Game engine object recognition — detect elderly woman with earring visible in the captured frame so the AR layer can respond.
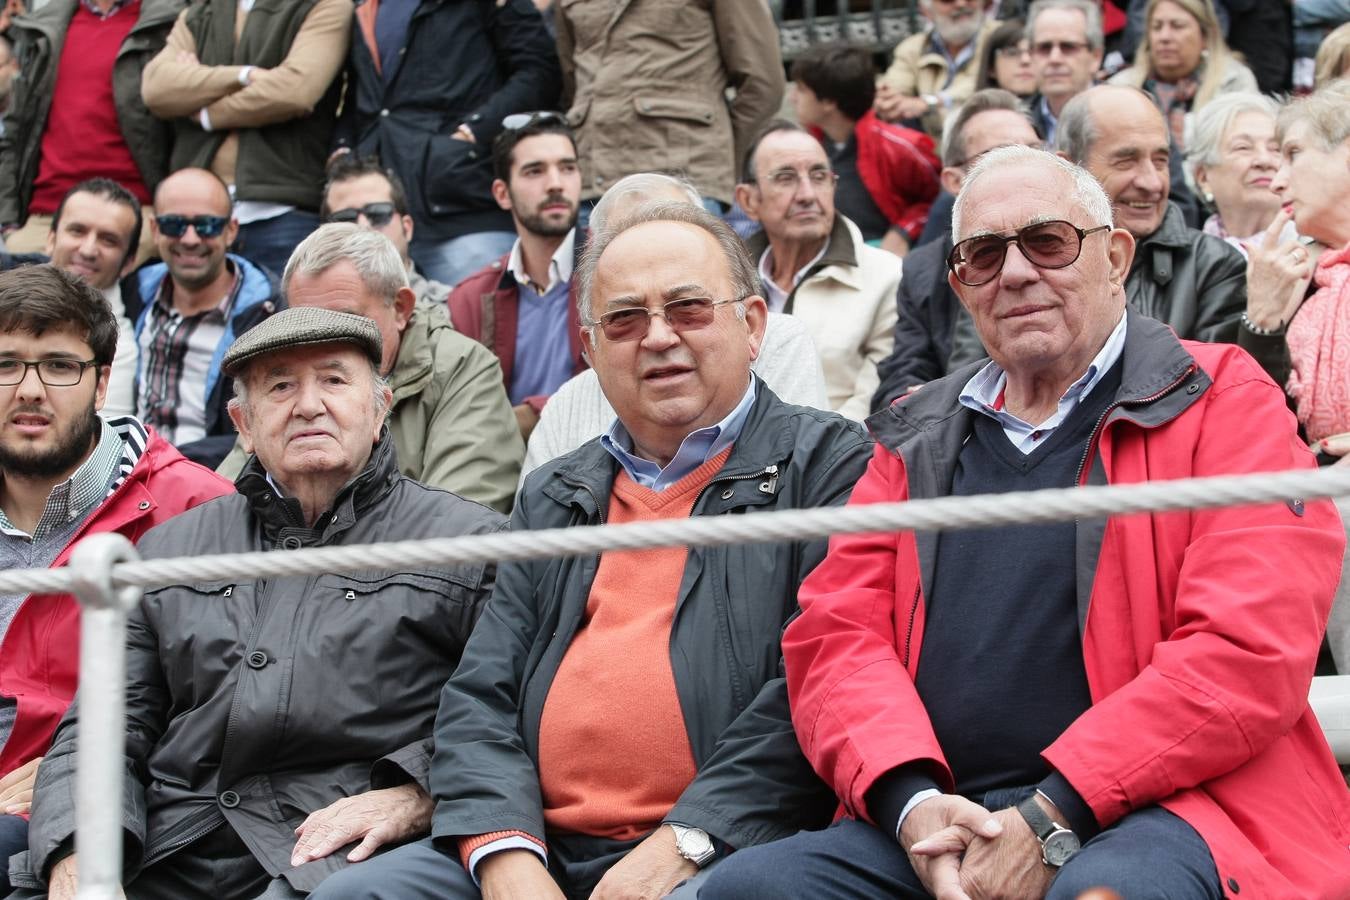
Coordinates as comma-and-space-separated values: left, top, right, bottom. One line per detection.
1186, 92, 1296, 256
1109, 0, 1257, 153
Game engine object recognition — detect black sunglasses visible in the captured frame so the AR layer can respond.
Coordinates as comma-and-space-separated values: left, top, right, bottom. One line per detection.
501, 110, 567, 132
948, 220, 1111, 286
155, 214, 230, 239
327, 202, 397, 227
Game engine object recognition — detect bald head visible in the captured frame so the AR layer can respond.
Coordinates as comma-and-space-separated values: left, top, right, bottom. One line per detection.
153, 167, 232, 215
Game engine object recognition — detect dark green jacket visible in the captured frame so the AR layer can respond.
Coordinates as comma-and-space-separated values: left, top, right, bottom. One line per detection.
172, 0, 340, 210
0, 0, 183, 225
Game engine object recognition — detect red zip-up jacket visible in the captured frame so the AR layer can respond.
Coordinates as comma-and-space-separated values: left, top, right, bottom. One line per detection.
0, 425, 233, 777
785, 319, 1350, 898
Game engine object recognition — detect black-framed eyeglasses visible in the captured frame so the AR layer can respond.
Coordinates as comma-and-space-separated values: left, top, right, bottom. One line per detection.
585, 297, 740, 343
327, 202, 397, 227
947, 220, 1111, 286
155, 214, 230, 239
1032, 40, 1090, 58
501, 110, 567, 132
0, 358, 100, 386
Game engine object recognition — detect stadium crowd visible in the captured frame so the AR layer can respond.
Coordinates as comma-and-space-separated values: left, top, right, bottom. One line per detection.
0, 0, 1347, 896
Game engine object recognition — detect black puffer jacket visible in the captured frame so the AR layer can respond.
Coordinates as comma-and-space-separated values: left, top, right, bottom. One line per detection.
18, 435, 505, 894
428, 382, 872, 896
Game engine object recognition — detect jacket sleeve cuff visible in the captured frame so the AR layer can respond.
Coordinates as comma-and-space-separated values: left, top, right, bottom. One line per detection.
1036, 771, 1100, 841
460, 831, 547, 883
865, 765, 943, 839
370, 738, 432, 793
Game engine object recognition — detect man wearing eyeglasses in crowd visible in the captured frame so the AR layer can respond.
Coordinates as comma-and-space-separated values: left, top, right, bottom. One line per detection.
133, 167, 281, 468
310, 202, 873, 900
449, 112, 586, 441
736, 121, 900, 422
1024, 0, 1104, 147
0, 265, 229, 895
699, 144, 1350, 900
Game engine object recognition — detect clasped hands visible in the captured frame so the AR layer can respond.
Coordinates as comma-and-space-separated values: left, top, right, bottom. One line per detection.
901, 794, 1056, 900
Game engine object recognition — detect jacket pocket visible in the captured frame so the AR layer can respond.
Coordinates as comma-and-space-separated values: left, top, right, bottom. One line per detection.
420, 131, 495, 216
631, 96, 717, 128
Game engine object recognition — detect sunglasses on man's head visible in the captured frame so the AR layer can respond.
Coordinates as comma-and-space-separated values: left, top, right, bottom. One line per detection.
947, 220, 1111, 286
155, 214, 230, 239
501, 110, 567, 132
326, 202, 397, 227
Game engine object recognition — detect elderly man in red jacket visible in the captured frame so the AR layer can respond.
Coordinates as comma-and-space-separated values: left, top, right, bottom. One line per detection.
0, 265, 231, 891
700, 146, 1350, 899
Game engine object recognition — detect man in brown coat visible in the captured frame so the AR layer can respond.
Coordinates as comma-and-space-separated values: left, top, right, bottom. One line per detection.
557, 0, 785, 211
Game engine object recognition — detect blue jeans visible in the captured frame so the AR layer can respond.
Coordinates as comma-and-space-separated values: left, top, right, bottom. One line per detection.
699, 804, 1222, 900
409, 231, 517, 287
232, 210, 322, 280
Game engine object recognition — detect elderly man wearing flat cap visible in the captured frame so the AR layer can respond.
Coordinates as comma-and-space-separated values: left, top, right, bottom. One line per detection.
10, 306, 507, 900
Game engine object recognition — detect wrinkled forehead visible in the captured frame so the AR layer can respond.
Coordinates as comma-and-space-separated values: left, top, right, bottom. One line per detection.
593, 222, 731, 301
957, 161, 1082, 238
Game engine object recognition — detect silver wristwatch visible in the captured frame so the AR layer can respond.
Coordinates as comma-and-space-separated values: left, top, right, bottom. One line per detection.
1016, 796, 1081, 868
668, 823, 716, 868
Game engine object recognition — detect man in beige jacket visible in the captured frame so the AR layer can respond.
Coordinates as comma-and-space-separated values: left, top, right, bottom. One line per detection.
557, 0, 785, 211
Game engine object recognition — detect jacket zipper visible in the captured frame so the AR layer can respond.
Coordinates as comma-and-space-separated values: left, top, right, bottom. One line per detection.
900, 583, 921, 669
1073, 365, 1196, 487
141, 804, 225, 865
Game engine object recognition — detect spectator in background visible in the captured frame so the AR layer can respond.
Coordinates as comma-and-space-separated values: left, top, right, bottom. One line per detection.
974, 20, 1038, 97
218, 224, 524, 513
557, 0, 784, 218
1224, 0, 1293, 94
1314, 23, 1350, 86
875, 0, 998, 140
0, 0, 181, 255
1185, 93, 1290, 255
320, 155, 450, 308
872, 89, 1042, 411
1108, 0, 1256, 154
0, 266, 231, 897
448, 113, 585, 443
0, 0, 22, 33
1026, 0, 1104, 146
140, 0, 350, 278
789, 44, 940, 258
134, 168, 280, 469
333, 0, 558, 287
43, 179, 144, 418
737, 122, 900, 421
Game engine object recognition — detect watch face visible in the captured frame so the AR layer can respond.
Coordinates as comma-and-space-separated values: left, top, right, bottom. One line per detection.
1043, 830, 1081, 867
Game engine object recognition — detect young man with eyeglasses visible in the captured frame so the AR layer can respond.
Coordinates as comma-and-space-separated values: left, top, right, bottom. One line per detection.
448, 112, 586, 440
330, 0, 558, 287
1025, 0, 1105, 146
311, 202, 872, 900
133, 167, 281, 468
0, 264, 230, 895
788, 44, 940, 259
735, 121, 901, 422
320, 155, 451, 308
699, 143, 1350, 900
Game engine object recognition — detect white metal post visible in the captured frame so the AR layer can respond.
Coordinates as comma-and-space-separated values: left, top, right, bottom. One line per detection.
66, 533, 143, 900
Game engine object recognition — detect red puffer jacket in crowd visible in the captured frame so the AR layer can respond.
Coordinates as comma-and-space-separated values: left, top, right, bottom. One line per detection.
0, 424, 233, 778
785, 317, 1350, 898
851, 110, 940, 242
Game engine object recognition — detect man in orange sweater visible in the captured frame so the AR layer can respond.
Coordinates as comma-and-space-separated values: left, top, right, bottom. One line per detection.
313, 204, 874, 900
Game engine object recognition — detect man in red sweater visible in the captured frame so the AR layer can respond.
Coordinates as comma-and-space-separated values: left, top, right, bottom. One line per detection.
0, 0, 182, 255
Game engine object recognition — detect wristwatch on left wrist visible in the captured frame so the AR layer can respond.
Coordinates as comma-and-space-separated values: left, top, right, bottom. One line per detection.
668, 823, 716, 868
1015, 795, 1081, 868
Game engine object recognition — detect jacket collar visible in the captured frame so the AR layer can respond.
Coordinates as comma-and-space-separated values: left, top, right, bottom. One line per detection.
1135, 202, 1192, 251
235, 430, 401, 546
17, 0, 181, 41
539, 375, 796, 515
387, 300, 438, 402
747, 213, 857, 272
867, 308, 1205, 460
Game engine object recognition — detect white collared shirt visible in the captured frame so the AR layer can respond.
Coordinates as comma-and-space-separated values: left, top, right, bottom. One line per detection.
757, 242, 828, 313
507, 228, 576, 295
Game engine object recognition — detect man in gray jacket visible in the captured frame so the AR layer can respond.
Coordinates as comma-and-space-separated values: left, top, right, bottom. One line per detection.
12, 306, 504, 899
311, 204, 873, 899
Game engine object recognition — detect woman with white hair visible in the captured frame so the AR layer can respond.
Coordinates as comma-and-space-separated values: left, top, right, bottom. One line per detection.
1108, 0, 1257, 153
1186, 92, 1294, 256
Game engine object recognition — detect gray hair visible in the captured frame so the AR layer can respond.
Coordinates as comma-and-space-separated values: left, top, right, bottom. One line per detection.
1026, 0, 1104, 50
940, 88, 1036, 168
1277, 78, 1350, 152
577, 202, 759, 325
590, 173, 703, 234
953, 145, 1113, 239
1185, 92, 1280, 181
281, 222, 408, 305
1054, 89, 1099, 164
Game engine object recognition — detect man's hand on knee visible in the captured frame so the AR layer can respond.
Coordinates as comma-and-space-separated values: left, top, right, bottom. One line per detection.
588, 825, 699, 900
957, 807, 1054, 900
291, 783, 433, 867
902, 794, 1002, 900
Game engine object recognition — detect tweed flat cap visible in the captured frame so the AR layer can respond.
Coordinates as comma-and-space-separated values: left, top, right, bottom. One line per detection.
221, 307, 383, 377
